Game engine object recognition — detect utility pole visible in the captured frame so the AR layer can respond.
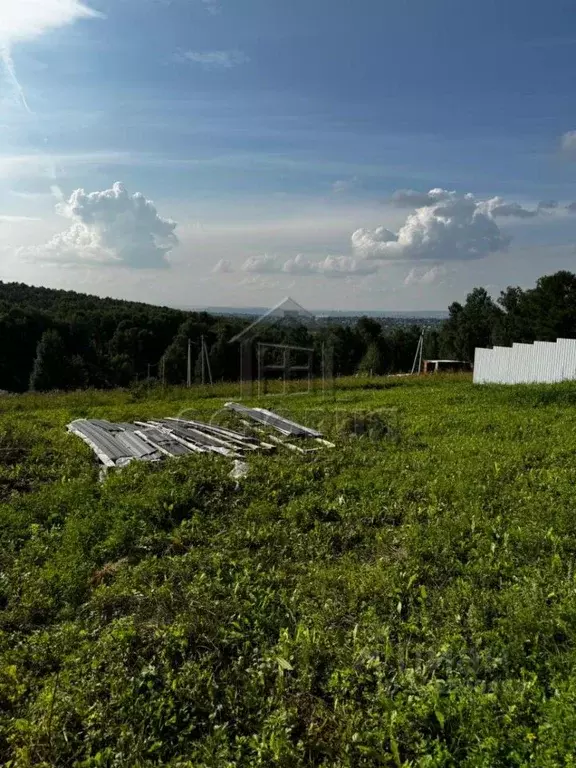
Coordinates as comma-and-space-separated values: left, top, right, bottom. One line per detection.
201, 335, 205, 385
418, 329, 424, 374
205, 338, 213, 385
411, 330, 425, 375
187, 338, 192, 388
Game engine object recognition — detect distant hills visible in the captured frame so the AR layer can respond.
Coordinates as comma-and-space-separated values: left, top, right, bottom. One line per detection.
183, 305, 448, 319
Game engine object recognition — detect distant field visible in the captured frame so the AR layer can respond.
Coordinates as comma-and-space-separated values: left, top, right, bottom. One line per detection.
3, 375, 576, 766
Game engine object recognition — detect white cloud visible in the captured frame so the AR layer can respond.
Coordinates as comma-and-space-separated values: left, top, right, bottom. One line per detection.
0, 214, 41, 222
175, 50, 249, 69
283, 254, 378, 278
20, 182, 178, 269
561, 131, 576, 153
0, 0, 100, 43
240, 252, 378, 279
332, 176, 360, 194
390, 188, 455, 208
242, 253, 280, 273
351, 225, 397, 253
479, 196, 540, 219
213, 258, 232, 273
1, 0, 101, 109
404, 265, 446, 286
352, 189, 514, 263
392, 188, 543, 219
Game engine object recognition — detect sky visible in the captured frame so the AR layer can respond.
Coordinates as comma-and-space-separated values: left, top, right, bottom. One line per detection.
1, 0, 576, 311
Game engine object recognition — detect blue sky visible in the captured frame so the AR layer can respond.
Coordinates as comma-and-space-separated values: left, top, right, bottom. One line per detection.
1, 0, 576, 310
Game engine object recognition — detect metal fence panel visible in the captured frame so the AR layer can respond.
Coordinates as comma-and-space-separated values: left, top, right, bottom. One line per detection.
512, 343, 532, 384
557, 338, 571, 380
559, 338, 576, 381
474, 337, 576, 385
473, 347, 490, 384
491, 347, 507, 384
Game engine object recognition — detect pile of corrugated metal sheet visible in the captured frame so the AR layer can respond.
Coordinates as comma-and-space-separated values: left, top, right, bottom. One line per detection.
68, 417, 275, 468
68, 420, 163, 468
225, 402, 323, 437
473, 338, 576, 384
68, 408, 331, 468
225, 402, 334, 452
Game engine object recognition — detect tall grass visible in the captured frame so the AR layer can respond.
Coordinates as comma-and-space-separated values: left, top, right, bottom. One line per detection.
2, 375, 576, 765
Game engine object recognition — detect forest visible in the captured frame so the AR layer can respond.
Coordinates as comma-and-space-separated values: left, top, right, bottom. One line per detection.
2, 270, 576, 392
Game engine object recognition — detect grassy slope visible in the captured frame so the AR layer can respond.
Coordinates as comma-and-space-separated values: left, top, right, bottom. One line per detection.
2, 376, 576, 766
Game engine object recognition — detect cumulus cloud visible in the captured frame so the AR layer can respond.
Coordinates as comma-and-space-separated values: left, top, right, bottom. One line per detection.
479, 196, 540, 219
21, 182, 178, 269
566, 202, 576, 213
352, 189, 523, 263
175, 49, 249, 69
242, 253, 280, 273
392, 187, 544, 219
213, 258, 233, 273
240, 253, 378, 279
404, 265, 446, 286
351, 226, 397, 254
538, 200, 558, 210
390, 188, 455, 208
1, 0, 100, 109
561, 131, 576, 153
283, 254, 378, 278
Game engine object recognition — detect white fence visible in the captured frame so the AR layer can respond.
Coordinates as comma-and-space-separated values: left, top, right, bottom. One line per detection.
473, 338, 576, 384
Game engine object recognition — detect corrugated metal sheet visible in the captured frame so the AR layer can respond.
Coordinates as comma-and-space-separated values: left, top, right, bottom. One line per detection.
225, 402, 323, 438
473, 337, 576, 385
69, 408, 327, 469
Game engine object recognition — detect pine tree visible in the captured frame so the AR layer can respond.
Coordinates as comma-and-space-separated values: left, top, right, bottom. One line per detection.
29, 329, 68, 391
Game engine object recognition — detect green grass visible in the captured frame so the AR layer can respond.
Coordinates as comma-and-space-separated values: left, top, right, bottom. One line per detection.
3, 375, 576, 766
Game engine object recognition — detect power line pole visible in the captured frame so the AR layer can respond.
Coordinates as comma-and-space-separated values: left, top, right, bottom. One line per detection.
187, 338, 192, 388
205, 338, 213, 385
201, 335, 205, 385
411, 331, 425, 375
418, 329, 424, 374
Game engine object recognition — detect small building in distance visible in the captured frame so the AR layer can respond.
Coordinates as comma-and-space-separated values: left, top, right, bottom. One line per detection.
423, 359, 472, 374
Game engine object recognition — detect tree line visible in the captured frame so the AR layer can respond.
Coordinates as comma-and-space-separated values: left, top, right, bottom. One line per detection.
1, 272, 576, 392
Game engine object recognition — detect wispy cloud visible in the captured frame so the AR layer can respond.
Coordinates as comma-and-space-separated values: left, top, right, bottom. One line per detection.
212, 258, 232, 273
175, 50, 249, 69
332, 176, 360, 194
0, 0, 101, 110
0, 46, 32, 113
0, 151, 138, 181
201, 0, 221, 15
561, 130, 576, 153
0, 214, 41, 222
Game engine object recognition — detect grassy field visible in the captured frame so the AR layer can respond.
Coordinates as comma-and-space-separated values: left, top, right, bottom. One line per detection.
3, 375, 576, 766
